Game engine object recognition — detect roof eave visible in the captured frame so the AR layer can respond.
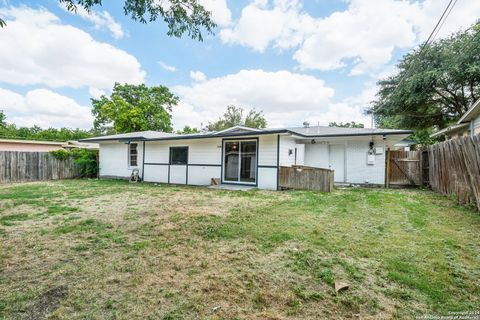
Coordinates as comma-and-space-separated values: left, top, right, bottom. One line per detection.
458, 98, 480, 123
292, 130, 413, 138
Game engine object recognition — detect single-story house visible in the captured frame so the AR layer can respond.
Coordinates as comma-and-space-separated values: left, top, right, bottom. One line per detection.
431, 98, 480, 139
81, 125, 412, 190
0, 139, 98, 152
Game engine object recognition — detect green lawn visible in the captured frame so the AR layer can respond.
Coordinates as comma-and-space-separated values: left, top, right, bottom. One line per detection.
0, 180, 479, 319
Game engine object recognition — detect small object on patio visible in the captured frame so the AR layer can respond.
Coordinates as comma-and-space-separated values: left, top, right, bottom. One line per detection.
335, 281, 349, 293
212, 305, 221, 312
211, 178, 220, 185
130, 169, 140, 183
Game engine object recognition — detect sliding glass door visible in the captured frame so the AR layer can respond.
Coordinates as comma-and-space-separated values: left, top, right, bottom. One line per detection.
223, 140, 257, 184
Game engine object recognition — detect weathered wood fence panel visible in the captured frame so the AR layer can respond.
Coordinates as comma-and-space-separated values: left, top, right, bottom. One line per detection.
279, 165, 334, 192
387, 150, 422, 186
0, 151, 79, 183
428, 135, 480, 211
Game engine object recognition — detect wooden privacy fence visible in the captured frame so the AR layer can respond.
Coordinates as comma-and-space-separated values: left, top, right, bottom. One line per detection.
279, 165, 334, 192
428, 135, 480, 211
0, 151, 79, 183
386, 150, 422, 186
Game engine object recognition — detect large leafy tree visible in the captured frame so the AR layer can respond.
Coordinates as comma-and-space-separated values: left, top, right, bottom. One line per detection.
206, 106, 267, 131
369, 23, 480, 131
92, 83, 178, 134
0, 0, 216, 41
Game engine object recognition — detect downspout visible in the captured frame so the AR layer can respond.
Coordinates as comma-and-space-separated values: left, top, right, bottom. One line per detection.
142, 141, 145, 181
276, 134, 280, 190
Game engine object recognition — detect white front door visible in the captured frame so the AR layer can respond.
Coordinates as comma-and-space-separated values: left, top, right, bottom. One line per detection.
329, 144, 345, 182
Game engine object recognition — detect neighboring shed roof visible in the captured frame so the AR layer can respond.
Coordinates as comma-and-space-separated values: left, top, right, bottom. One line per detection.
0, 138, 65, 146
81, 125, 412, 142
458, 98, 480, 124
430, 123, 470, 138
430, 97, 480, 138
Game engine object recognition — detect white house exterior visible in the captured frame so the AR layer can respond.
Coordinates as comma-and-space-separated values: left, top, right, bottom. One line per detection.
82, 126, 412, 190
431, 98, 480, 139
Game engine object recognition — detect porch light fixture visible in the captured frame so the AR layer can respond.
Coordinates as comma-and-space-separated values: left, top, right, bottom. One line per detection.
311, 139, 316, 144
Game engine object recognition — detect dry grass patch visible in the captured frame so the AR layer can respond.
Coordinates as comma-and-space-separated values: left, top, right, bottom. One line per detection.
0, 180, 479, 319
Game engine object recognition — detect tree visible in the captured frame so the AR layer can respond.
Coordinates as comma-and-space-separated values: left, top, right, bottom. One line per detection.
0, 111, 6, 128
1, 0, 216, 41
177, 126, 200, 134
369, 23, 480, 132
206, 106, 267, 131
329, 121, 364, 128
92, 83, 178, 134
0, 111, 93, 141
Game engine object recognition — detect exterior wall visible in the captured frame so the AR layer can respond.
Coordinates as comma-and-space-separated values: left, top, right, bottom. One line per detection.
97, 133, 391, 188
254, 135, 278, 189
345, 139, 386, 185
304, 143, 330, 169
472, 116, 480, 136
99, 141, 144, 178
278, 136, 297, 166
143, 138, 223, 185
0, 142, 63, 152
302, 137, 386, 185
142, 135, 279, 189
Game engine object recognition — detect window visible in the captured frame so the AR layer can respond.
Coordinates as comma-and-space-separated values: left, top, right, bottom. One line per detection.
223, 140, 257, 184
129, 143, 138, 167
170, 147, 188, 165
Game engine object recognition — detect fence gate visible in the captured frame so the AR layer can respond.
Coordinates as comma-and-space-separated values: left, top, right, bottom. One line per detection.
386, 150, 422, 186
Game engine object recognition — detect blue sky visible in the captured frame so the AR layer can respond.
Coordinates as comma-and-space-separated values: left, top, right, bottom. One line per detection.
0, 0, 479, 130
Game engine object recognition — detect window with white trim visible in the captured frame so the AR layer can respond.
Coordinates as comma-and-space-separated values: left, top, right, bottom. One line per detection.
129, 143, 138, 167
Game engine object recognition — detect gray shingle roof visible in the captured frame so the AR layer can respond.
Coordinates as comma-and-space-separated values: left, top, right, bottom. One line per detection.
285, 126, 412, 137
80, 126, 412, 142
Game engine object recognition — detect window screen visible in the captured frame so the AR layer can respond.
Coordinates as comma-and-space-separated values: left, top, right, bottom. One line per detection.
129, 143, 138, 166
170, 147, 188, 165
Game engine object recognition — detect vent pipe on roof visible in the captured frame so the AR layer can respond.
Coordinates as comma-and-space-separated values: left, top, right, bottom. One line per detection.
303, 121, 310, 128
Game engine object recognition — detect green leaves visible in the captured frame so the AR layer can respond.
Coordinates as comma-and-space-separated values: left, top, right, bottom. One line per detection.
370, 23, 480, 135
206, 105, 267, 131
58, 0, 216, 41
91, 83, 178, 134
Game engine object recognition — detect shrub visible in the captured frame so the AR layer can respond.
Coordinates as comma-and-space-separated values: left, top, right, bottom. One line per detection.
50, 149, 98, 178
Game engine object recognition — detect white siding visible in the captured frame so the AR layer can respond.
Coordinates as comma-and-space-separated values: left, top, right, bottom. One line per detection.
170, 165, 187, 184
302, 138, 386, 185
258, 135, 278, 166
143, 164, 168, 183
345, 140, 386, 185
141, 135, 280, 187
472, 115, 480, 136
304, 143, 330, 169
142, 138, 222, 185
257, 167, 277, 190
279, 136, 296, 166
188, 166, 221, 185
99, 141, 143, 178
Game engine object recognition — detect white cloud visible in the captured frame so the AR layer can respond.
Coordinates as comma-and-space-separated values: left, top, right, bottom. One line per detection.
0, 7, 145, 90
88, 87, 106, 99
220, 0, 314, 52
0, 88, 93, 129
190, 70, 207, 82
221, 0, 480, 74
60, 3, 125, 39
199, 0, 232, 27
158, 61, 177, 72
172, 69, 338, 129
